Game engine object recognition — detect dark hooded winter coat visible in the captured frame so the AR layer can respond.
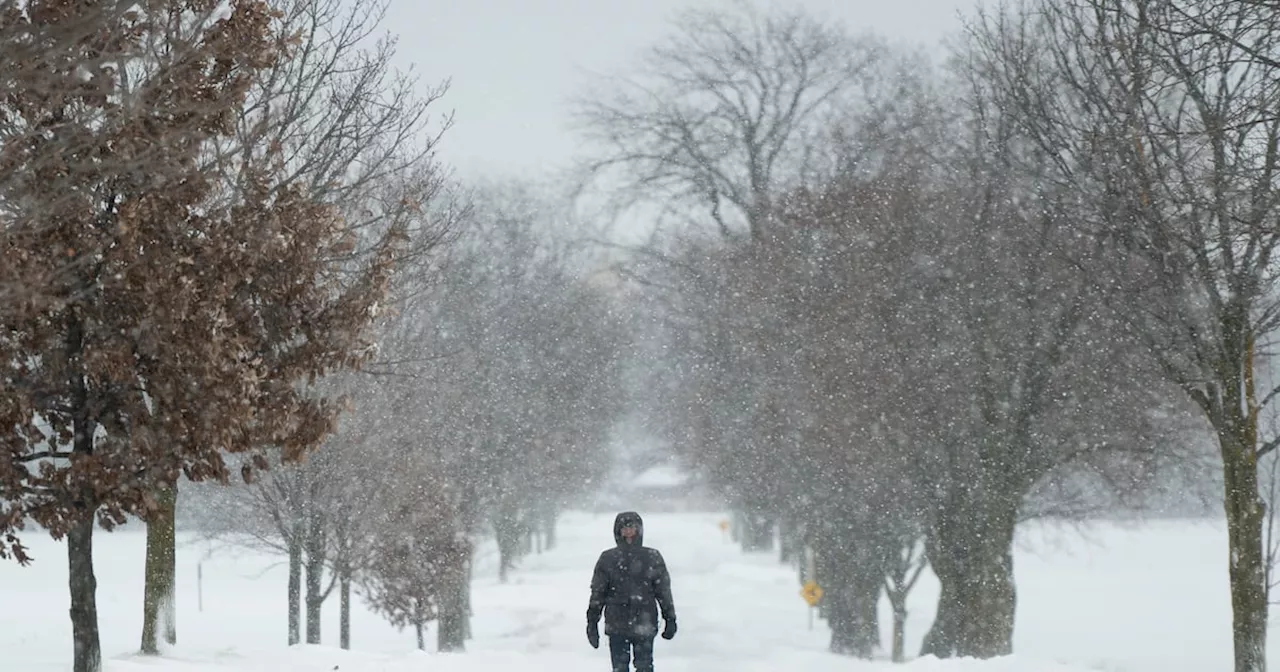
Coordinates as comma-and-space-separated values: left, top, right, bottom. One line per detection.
586, 511, 675, 638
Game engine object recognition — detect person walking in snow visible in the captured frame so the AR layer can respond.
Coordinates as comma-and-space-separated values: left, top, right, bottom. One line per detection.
586, 511, 676, 672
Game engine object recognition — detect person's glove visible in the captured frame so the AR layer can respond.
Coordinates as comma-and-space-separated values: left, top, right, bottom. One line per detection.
661, 619, 677, 640
587, 622, 600, 649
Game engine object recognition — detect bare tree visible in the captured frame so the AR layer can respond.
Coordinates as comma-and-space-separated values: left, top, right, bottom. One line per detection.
194, 258, 468, 649
608, 43, 941, 657
203, 451, 335, 646
963, 2, 1280, 669
190, 181, 627, 649
356, 453, 469, 651
572, 2, 887, 242
400, 185, 626, 584
572, 3, 924, 575
627, 39, 1186, 660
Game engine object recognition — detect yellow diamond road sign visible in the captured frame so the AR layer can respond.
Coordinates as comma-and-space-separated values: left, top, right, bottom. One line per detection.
800, 580, 822, 607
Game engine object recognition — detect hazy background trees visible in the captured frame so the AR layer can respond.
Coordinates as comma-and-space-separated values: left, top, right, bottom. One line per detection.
575, 0, 1210, 665
186, 180, 626, 651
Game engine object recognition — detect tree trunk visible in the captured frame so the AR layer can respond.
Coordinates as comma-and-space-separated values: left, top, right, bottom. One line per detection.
437, 559, 467, 652
886, 563, 924, 663
853, 567, 881, 657
415, 621, 425, 650
495, 516, 518, 582
497, 538, 513, 583
826, 582, 864, 656
778, 515, 797, 564
887, 543, 927, 664
304, 542, 324, 644
800, 544, 815, 584
544, 512, 557, 550
464, 557, 473, 640
66, 315, 101, 672
303, 500, 327, 645
1204, 331, 1269, 672
816, 543, 879, 658
287, 532, 302, 645
141, 486, 177, 654
740, 513, 774, 552
891, 601, 907, 663
921, 496, 1018, 659
1219, 424, 1267, 672
68, 514, 102, 672
520, 516, 533, 555
339, 559, 351, 650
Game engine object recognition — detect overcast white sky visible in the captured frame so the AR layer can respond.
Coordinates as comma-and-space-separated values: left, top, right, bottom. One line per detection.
384, 0, 978, 183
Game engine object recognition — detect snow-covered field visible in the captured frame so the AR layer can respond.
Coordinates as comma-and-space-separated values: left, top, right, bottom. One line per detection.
0, 511, 1258, 671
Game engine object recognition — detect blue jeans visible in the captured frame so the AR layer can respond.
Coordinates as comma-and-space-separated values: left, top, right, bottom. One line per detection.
609, 634, 654, 672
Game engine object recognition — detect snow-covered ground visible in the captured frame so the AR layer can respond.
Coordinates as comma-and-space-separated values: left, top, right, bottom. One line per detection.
0, 511, 1257, 671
